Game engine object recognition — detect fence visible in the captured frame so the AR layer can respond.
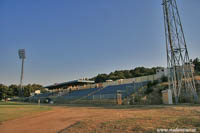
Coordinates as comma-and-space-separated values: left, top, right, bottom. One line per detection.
92, 93, 116, 100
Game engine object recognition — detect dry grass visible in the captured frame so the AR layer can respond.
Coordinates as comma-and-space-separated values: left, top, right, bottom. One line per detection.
0, 103, 200, 133
0, 102, 51, 123
59, 105, 200, 133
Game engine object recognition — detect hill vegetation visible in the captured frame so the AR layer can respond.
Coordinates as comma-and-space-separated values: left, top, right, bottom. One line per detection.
91, 67, 159, 83
91, 57, 200, 83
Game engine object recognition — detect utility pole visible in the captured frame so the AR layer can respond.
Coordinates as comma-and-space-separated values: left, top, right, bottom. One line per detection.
18, 49, 26, 97
162, 0, 198, 103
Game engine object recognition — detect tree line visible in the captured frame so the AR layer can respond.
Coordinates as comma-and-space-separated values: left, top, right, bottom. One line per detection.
0, 84, 46, 99
90, 67, 159, 83
91, 58, 200, 83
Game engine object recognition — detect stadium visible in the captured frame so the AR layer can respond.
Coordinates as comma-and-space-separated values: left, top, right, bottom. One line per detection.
1, 0, 200, 133
27, 68, 167, 104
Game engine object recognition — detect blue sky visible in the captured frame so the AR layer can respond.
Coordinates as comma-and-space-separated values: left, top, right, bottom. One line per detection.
0, 0, 200, 86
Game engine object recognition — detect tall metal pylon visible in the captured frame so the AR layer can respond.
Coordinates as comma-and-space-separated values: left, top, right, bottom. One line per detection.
18, 49, 26, 97
162, 0, 198, 103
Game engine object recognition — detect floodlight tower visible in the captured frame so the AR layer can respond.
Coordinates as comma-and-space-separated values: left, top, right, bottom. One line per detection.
162, 0, 198, 103
18, 49, 26, 97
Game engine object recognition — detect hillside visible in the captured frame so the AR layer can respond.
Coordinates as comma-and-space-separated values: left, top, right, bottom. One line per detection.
90, 67, 161, 83
91, 58, 200, 83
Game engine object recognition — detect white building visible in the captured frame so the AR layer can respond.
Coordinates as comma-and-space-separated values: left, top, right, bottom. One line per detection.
156, 67, 169, 78
35, 90, 41, 94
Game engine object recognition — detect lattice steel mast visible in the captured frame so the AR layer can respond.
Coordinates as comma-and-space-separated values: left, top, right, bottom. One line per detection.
162, 0, 198, 103
18, 49, 26, 97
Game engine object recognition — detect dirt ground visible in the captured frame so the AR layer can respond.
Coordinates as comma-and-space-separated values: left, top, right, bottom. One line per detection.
0, 105, 200, 133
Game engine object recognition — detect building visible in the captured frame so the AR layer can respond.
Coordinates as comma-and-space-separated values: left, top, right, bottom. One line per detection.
44, 79, 95, 91
162, 89, 173, 104
156, 67, 169, 78
35, 90, 41, 94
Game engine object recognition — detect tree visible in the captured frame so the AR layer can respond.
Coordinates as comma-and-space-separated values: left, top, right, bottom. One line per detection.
161, 76, 168, 82
23, 84, 43, 97
108, 73, 118, 81
91, 67, 158, 83
123, 70, 132, 79
94, 74, 108, 83
144, 87, 153, 95
9, 84, 19, 96
193, 58, 200, 74
0, 84, 8, 99
0, 83, 44, 98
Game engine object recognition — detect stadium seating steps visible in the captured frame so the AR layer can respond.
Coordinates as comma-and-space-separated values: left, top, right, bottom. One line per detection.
60, 81, 149, 99
29, 81, 149, 100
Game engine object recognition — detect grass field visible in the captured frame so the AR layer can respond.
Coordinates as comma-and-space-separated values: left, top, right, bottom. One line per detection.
0, 102, 200, 133
0, 101, 51, 123
59, 105, 200, 133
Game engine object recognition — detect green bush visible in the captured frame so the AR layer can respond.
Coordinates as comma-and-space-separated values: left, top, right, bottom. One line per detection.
146, 91, 162, 104
144, 88, 153, 95
161, 76, 168, 82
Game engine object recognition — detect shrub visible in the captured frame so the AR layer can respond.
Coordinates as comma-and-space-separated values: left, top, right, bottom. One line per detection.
161, 76, 168, 82
144, 88, 153, 95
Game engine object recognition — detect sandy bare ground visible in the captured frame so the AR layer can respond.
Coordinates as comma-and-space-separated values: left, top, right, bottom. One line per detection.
0, 106, 92, 133
0, 105, 199, 133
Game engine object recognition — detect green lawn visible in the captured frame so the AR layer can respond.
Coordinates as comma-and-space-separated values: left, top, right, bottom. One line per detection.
0, 101, 51, 123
